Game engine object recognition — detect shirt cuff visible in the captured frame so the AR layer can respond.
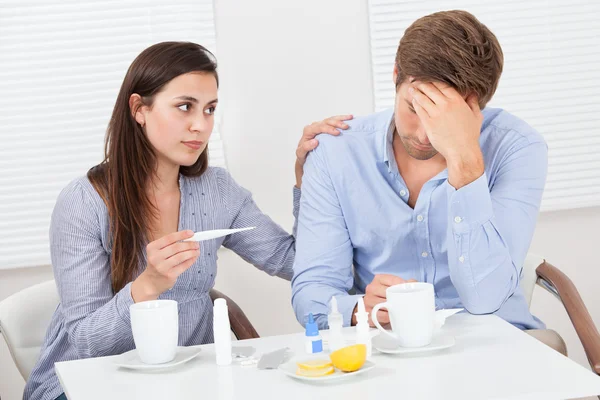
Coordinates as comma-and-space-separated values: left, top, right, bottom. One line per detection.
336, 294, 364, 327
116, 281, 135, 324
447, 172, 493, 234
292, 186, 301, 218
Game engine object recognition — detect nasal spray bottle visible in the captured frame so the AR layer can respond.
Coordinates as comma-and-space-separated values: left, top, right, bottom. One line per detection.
327, 296, 345, 352
213, 298, 232, 365
304, 313, 323, 354
355, 297, 372, 358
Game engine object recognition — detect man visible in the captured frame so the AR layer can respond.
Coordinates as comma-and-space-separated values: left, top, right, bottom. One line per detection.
291, 10, 547, 331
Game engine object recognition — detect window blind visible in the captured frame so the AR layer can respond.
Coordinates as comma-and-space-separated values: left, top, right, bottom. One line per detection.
0, 0, 224, 269
368, 0, 600, 211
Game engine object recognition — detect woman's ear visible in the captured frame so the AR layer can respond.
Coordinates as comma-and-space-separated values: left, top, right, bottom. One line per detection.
129, 93, 146, 127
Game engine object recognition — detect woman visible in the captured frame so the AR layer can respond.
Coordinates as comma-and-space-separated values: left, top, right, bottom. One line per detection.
24, 41, 350, 400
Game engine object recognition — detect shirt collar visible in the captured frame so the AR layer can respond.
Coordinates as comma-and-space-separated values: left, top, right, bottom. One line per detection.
381, 110, 396, 169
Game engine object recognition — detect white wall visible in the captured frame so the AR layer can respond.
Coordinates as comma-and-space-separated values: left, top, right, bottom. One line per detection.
1, 1, 599, 399
211, 0, 374, 331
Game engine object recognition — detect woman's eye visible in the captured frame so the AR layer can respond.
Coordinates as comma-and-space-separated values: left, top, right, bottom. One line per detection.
205, 106, 216, 115
178, 103, 191, 111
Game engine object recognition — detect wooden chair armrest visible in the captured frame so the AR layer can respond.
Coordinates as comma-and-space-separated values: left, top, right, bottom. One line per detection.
537, 261, 600, 374
209, 289, 259, 340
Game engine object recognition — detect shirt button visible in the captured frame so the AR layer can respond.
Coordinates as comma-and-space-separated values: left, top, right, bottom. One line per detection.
400, 190, 407, 196
454, 216, 462, 223
459, 256, 465, 263
421, 251, 428, 258
417, 215, 424, 222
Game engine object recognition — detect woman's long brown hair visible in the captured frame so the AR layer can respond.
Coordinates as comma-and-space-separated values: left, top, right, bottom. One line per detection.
88, 42, 218, 293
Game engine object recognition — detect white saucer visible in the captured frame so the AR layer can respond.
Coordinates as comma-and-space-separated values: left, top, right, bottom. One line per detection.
114, 346, 201, 370
372, 333, 455, 354
279, 359, 376, 382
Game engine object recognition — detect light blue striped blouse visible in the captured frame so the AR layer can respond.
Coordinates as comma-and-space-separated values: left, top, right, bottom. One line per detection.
24, 167, 300, 400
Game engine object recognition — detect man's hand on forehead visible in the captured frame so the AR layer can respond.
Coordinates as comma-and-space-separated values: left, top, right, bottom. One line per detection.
408, 78, 464, 103
408, 76, 484, 189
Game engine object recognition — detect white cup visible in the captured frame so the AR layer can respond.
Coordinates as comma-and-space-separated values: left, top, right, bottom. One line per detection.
371, 282, 435, 348
130, 299, 179, 364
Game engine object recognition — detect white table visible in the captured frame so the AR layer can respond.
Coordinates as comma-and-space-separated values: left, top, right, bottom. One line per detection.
55, 314, 600, 400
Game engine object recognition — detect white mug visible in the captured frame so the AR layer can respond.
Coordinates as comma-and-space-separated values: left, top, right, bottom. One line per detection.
371, 282, 435, 348
130, 299, 179, 364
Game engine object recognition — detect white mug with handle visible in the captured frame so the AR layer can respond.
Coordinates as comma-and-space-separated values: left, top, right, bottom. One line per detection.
371, 282, 435, 348
130, 299, 179, 364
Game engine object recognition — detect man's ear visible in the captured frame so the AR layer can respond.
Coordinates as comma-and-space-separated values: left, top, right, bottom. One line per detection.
393, 65, 399, 86
129, 93, 146, 127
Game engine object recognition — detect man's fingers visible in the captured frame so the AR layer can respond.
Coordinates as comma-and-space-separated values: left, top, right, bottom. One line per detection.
412, 99, 433, 133
376, 274, 407, 287
364, 293, 387, 311
411, 88, 436, 116
369, 310, 390, 327
431, 81, 458, 98
367, 275, 418, 303
415, 82, 447, 105
366, 284, 388, 299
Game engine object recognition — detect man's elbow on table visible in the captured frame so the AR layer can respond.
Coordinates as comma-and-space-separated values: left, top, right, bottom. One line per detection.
291, 286, 312, 326
459, 290, 513, 316
291, 281, 330, 329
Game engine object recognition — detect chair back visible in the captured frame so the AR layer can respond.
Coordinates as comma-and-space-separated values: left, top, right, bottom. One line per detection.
520, 253, 544, 308
0, 280, 59, 380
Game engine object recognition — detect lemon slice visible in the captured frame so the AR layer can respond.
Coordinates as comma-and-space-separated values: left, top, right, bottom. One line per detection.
295, 366, 335, 377
296, 359, 333, 370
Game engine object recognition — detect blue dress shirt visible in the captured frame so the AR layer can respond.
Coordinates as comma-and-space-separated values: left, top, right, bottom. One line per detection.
291, 108, 547, 330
